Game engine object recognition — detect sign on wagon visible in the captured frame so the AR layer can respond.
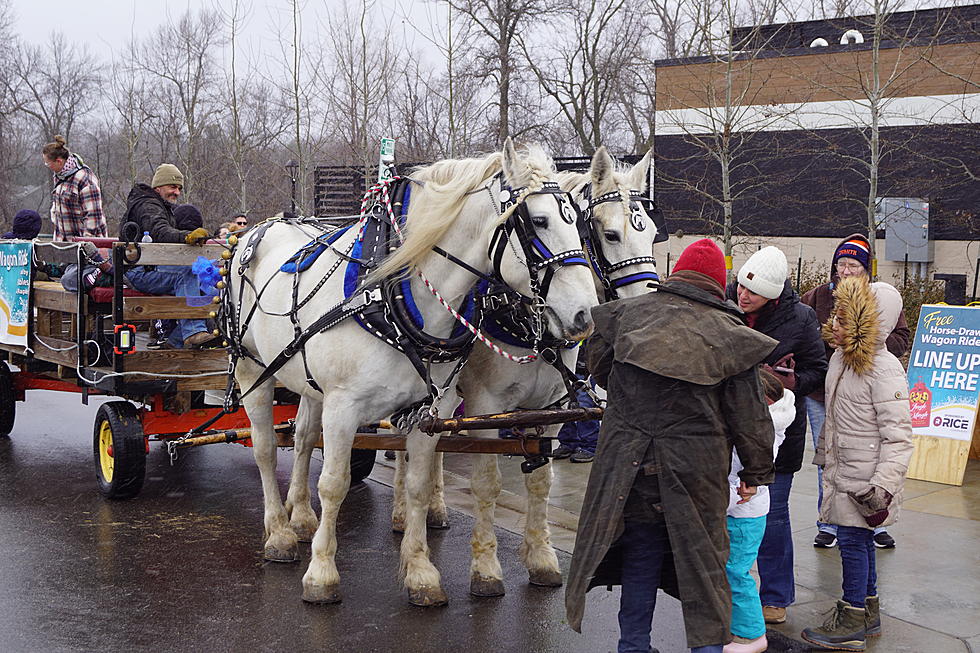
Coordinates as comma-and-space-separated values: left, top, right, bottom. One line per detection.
0, 241, 31, 347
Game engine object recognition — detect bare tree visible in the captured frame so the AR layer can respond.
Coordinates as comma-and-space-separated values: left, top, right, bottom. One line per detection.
3, 32, 101, 143
655, 0, 802, 262
132, 8, 225, 201
521, 0, 647, 155
446, 0, 561, 145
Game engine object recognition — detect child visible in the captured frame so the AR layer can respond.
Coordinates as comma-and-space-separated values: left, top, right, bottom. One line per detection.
724, 368, 794, 653
801, 278, 913, 651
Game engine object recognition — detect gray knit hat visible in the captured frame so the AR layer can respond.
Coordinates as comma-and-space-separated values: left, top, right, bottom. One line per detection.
151, 163, 184, 189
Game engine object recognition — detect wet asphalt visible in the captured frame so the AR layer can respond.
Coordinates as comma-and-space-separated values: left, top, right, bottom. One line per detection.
0, 390, 686, 653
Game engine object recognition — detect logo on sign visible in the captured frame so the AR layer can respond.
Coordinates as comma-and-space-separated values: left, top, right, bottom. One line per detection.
933, 416, 969, 430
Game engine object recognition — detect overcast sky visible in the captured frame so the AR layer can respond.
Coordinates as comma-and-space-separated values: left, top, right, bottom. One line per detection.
10, 0, 442, 65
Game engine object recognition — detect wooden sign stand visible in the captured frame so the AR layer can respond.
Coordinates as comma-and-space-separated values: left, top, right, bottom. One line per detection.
907, 431, 973, 486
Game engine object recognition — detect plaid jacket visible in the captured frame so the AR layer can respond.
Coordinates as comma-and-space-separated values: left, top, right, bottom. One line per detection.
50, 156, 107, 240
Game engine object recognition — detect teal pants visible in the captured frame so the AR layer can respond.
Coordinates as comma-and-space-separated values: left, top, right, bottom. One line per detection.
726, 515, 768, 639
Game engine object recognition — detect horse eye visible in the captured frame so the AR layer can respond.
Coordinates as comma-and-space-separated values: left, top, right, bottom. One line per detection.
603, 230, 621, 243
531, 215, 548, 228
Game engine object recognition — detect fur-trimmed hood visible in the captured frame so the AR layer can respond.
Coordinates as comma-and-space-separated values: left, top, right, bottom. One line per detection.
822, 277, 903, 374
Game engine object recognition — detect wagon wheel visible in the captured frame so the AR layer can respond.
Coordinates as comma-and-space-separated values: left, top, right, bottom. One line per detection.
350, 448, 376, 483
93, 401, 147, 499
0, 361, 15, 436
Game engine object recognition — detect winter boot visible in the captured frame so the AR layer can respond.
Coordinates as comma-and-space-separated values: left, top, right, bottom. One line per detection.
864, 596, 881, 637
801, 600, 866, 651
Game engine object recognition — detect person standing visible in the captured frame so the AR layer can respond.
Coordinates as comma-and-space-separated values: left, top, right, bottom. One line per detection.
122, 164, 214, 349
566, 238, 778, 653
801, 278, 913, 651
42, 135, 107, 240
724, 368, 794, 653
726, 246, 828, 625
801, 234, 910, 550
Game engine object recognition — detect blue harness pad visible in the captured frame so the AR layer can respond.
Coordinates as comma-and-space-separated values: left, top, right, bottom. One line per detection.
280, 225, 351, 274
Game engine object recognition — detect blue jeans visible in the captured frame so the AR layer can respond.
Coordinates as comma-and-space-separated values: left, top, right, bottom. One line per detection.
726, 515, 767, 639
837, 526, 877, 607
617, 519, 723, 653
127, 265, 207, 347
806, 398, 833, 533
557, 385, 599, 453
757, 472, 795, 608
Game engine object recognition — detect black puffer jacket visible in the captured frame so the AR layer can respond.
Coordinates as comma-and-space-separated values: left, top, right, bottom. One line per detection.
726, 278, 828, 473
121, 184, 187, 244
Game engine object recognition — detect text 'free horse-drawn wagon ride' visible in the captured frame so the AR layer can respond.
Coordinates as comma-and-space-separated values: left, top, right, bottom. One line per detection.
0, 140, 665, 606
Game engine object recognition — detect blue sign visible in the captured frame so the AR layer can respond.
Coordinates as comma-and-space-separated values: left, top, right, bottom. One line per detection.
0, 242, 32, 347
907, 304, 980, 442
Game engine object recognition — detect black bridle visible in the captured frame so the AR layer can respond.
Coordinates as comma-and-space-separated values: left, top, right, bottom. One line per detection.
487, 179, 591, 303
577, 185, 660, 301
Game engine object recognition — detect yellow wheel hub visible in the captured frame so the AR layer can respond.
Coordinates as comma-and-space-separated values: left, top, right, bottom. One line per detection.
98, 420, 114, 482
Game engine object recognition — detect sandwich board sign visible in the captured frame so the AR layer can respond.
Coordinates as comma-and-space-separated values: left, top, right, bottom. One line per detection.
906, 304, 980, 485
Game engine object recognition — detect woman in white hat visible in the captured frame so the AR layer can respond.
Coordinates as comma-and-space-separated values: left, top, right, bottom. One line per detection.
725, 246, 828, 626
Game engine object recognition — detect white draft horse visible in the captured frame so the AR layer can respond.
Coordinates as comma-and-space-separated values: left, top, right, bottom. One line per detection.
392, 147, 657, 597
227, 140, 598, 606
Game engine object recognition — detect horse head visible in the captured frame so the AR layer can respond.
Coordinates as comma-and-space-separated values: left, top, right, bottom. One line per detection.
493, 138, 598, 342
562, 147, 659, 301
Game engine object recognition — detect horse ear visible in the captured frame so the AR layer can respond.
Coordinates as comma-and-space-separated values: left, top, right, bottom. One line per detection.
627, 149, 652, 191
501, 137, 530, 187
590, 146, 616, 195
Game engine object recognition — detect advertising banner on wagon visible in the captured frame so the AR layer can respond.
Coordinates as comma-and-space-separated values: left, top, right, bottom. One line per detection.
0, 241, 32, 347
907, 305, 980, 445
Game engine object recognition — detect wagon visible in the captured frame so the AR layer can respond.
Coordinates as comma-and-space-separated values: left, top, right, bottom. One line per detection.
0, 237, 587, 499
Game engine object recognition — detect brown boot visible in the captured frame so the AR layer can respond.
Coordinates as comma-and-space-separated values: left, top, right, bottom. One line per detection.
865, 596, 881, 637
183, 331, 221, 349
801, 600, 866, 651
762, 605, 786, 624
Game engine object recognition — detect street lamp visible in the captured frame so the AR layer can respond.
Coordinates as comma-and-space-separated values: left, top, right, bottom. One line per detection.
285, 160, 299, 214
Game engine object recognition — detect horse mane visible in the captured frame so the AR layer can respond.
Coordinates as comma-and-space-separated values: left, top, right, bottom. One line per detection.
371, 144, 556, 281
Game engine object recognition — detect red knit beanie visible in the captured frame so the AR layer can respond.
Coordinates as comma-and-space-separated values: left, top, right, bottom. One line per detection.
673, 238, 727, 288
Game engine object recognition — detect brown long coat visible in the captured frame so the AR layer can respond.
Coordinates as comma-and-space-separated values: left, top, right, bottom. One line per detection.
815, 279, 913, 529
565, 279, 777, 649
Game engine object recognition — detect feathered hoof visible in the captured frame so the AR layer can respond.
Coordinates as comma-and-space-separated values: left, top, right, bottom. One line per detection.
470, 574, 505, 597
528, 569, 563, 587
302, 582, 342, 604
263, 545, 300, 563
426, 513, 450, 530
407, 585, 449, 607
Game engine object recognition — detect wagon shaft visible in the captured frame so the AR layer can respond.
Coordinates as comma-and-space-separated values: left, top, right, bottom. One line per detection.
418, 406, 603, 434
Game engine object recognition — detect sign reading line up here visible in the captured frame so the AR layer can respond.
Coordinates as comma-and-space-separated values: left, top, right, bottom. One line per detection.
907, 305, 980, 442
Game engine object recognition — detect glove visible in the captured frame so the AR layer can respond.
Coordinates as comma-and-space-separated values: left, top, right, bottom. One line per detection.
185, 228, 210, 245
771, 353, 797, 391
848, 485, 893, 527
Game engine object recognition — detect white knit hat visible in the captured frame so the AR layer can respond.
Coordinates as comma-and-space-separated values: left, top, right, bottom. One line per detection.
737, 246, 788, 299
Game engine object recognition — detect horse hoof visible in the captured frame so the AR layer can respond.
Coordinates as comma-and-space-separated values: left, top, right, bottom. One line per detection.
426, 513, 450, 530
302, 582, 342, 604
263, 546, 299, 563
470, 574, 505, 597
407, 585, 448, 607
291, 524, 317, 543
528, 569, 563, 587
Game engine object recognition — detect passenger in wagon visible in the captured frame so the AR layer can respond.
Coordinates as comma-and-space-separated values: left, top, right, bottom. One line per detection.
121, 164, 217, 349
